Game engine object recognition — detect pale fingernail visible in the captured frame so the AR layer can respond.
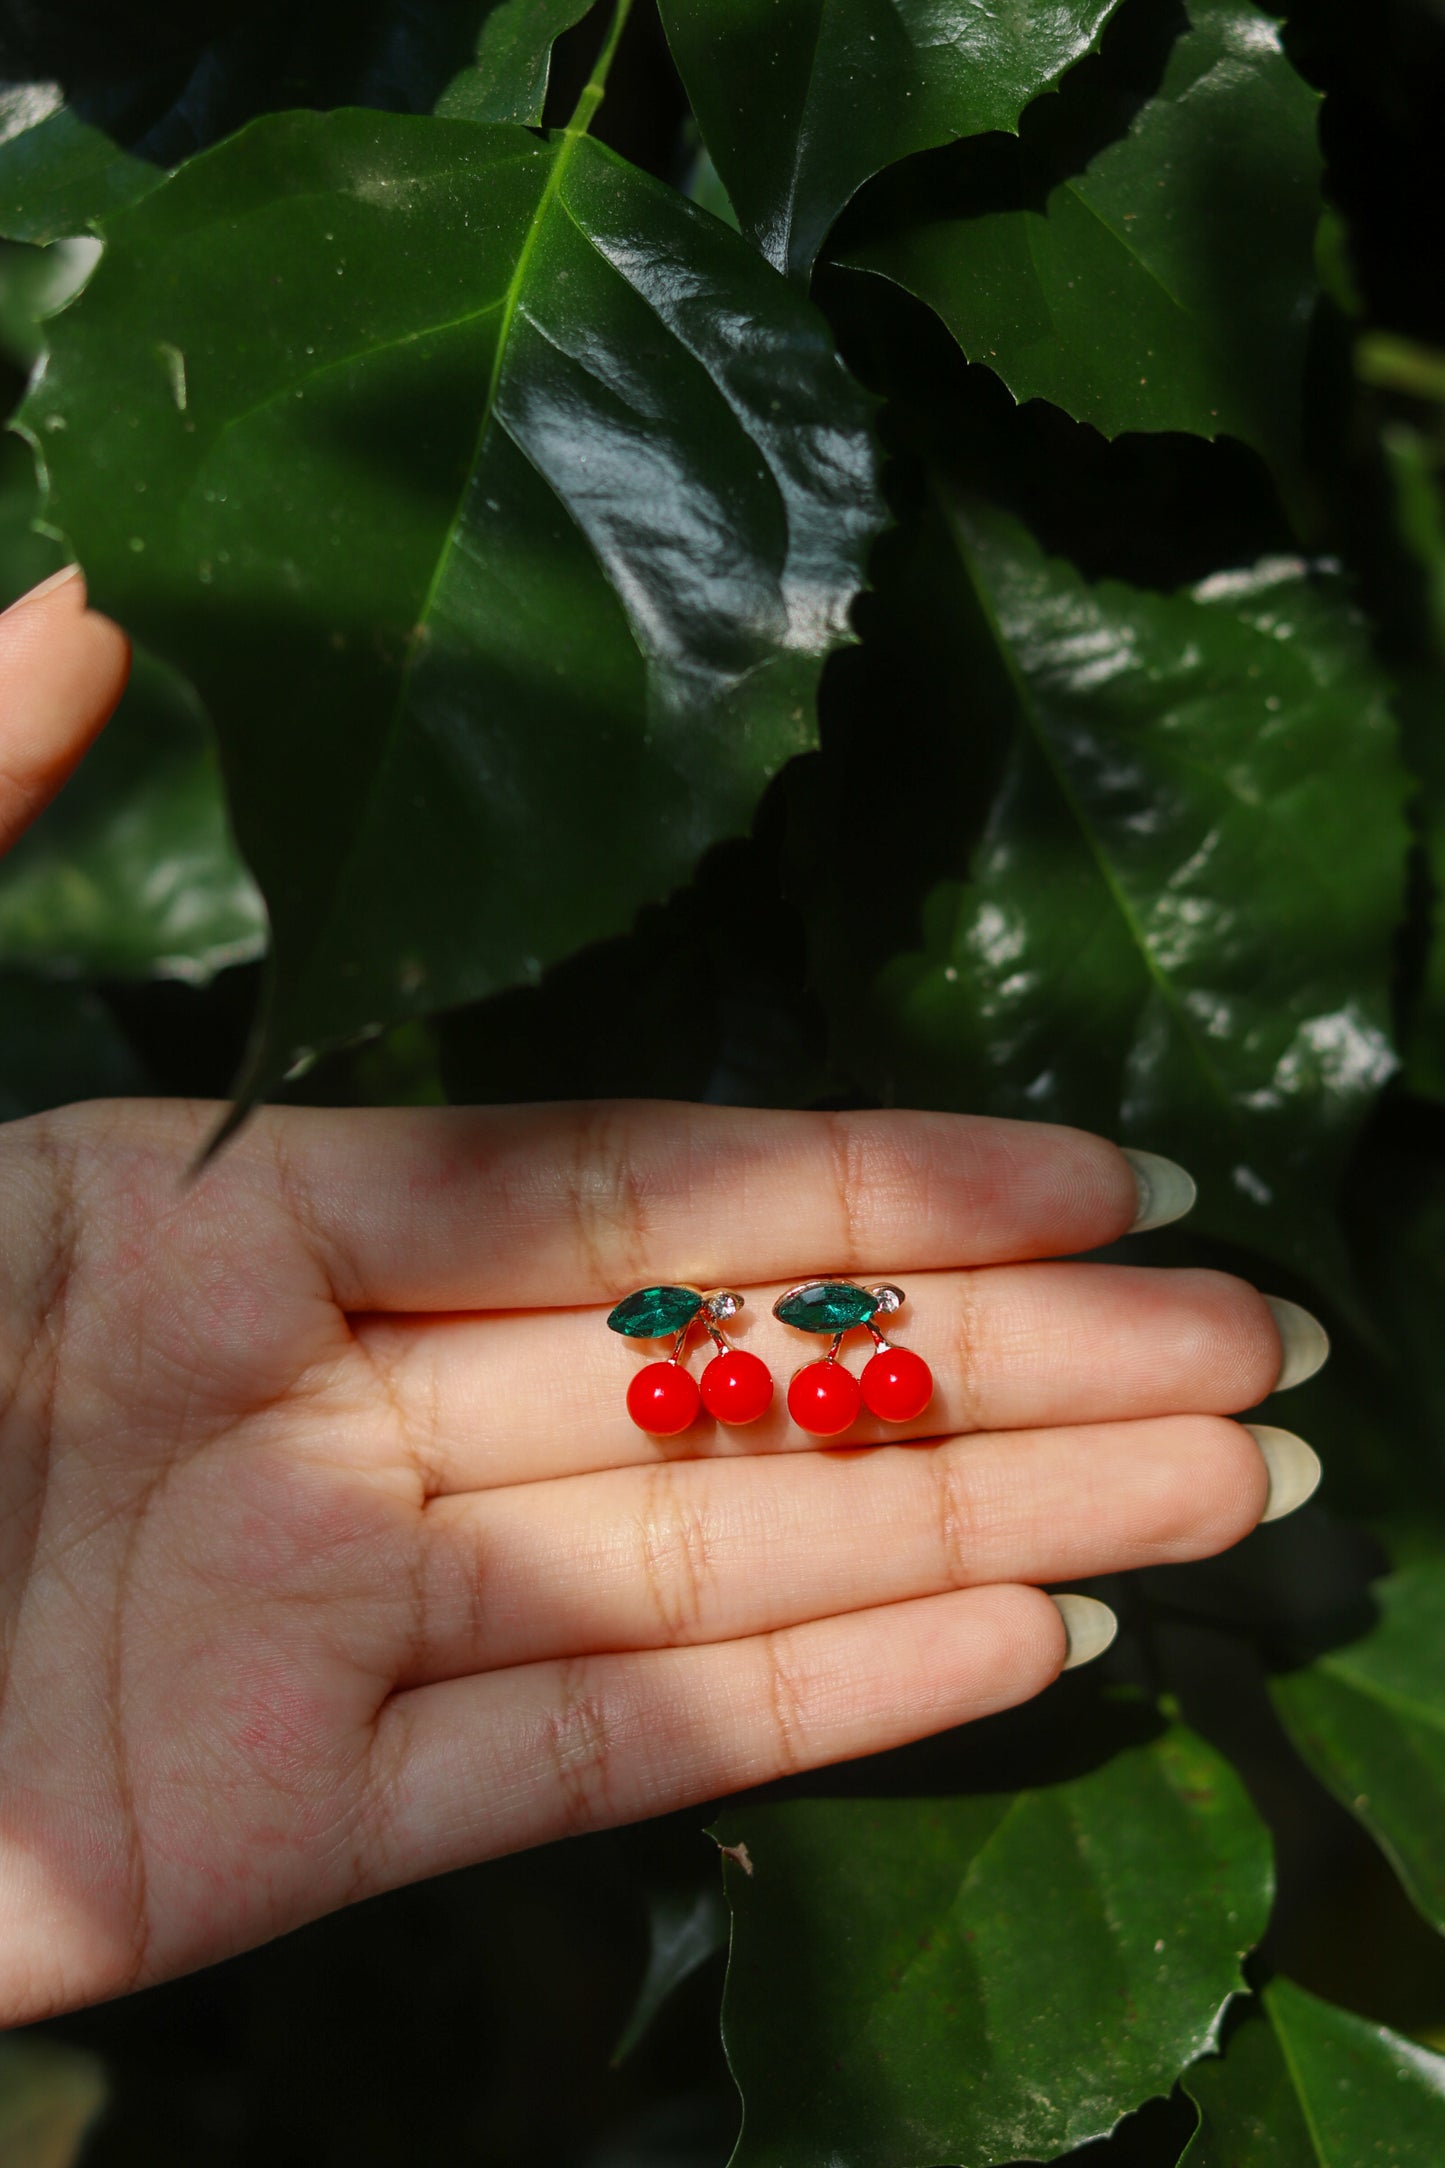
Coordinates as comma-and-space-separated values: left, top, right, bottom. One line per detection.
1051, 1593, 1119, 1670
1263, 1296, 1331, 1391
1246, 1424, 1322, 1522
1, 562, 82, 617
1121, 1148, 1197, 1232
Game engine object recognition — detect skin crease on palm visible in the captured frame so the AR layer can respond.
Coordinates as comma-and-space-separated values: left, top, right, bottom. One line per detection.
0, 567, 1329, 2027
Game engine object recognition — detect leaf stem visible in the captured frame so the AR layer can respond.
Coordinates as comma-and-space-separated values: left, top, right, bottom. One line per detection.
566, 0, 635, 137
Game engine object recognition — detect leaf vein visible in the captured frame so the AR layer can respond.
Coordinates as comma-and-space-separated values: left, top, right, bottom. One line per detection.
941, 492, 1239, 1120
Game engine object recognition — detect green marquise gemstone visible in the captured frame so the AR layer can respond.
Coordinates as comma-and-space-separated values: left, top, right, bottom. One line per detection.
774, 1281, 878, 1333
607, 1285, 704, 1338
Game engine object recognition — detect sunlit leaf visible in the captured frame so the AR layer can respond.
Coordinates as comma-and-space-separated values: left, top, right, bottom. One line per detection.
715, 1718, 1272, 2167
830, 498, 1406, 1307
23, 109, 883, 1103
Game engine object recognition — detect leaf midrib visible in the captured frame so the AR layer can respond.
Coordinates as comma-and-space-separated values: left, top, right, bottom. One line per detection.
1310, 1658, 1445, 1740
189, 146, 545, 445
285, 121, 598, 1035
1060, 180, 1193, 320
939, 493, 1240, 1122
202, 293, 507, 451
772, 1793, 1029, 2139
1265, 1994, 1333, 2168
778, 0, 834, 277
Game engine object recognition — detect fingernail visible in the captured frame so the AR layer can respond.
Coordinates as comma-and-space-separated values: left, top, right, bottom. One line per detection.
1, 562, 82, 617
1246, 1424, 1322, 1522
1263, 1296, 1330, 1391
1122, 1148, 1196, 1232
1051, 1593, 1119, 1670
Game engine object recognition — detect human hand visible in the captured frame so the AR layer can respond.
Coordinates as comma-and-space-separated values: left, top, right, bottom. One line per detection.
0, 570, 1325, 2024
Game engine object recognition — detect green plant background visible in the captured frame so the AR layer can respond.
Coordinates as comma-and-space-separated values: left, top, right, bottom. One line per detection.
3, 0, 1445, 2160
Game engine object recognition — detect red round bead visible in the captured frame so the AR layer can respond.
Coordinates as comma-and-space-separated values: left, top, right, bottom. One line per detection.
627, 1361, 701, 1436
861, 1345, 934, 1424
700, 1347, 774, 1426
787, 1359, 862, 1438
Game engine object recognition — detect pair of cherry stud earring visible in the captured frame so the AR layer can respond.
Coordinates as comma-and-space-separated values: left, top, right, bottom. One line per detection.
606, 1279, 934, 1439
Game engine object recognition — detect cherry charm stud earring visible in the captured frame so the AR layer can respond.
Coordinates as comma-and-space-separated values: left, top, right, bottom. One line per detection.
773, 1279, 933, 1438
607, 1285, 773, 1436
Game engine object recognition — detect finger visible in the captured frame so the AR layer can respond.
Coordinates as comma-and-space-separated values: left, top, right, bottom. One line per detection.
246, 1100, 1177, 1311
408, 1414, 1272, 1684
366, 1584, 1068, 1886
360, 1262, 1289, 1493
0, 565, 130, 852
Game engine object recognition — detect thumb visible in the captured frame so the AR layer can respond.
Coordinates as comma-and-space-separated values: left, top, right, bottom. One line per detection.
0, 562, 131, 857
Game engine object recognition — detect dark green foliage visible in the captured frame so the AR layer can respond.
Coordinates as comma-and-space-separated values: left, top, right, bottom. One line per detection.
1272, 1565, 1445, 1936
716, 1720, 1272, 2165
657, 0, 1125, 281
0, 0, 594, 241
23, 106, 882, 1102
6, 0, 1445, 2160
841, 0, 1323, 488
848, 502, 1406, 1310
1182, 1981, 1445, 2163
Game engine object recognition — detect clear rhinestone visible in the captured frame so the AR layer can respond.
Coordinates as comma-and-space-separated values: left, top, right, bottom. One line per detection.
706, 1290, 740, 1322
869, 1283, 904, 1315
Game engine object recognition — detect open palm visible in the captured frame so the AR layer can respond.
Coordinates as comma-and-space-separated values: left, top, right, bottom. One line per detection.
0, 572, 1322, 2024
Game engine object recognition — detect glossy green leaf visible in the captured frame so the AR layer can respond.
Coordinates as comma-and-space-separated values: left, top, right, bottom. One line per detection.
608, 1286, 705, 1339
1271, 1565, 1445, 1937
0, 0, 592, 242
1181, 2001, 1314, 2165
0, 236, 99, 367
436, 0, 597, 122
772, 1279, 877, 1333
842, 0, 1321, 484
845, 498, 1406, 1306
0, 432, 264, 983
1183, 1980, 1445, 2165
715, 1720, 1272, 2167
1365, 373, 1445, 1099
0, 646, 265, 982
682, 131, 740, 237
657, 0, 1124, 282
0, 2036, 107, 2168
24, 109, 882, 1101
